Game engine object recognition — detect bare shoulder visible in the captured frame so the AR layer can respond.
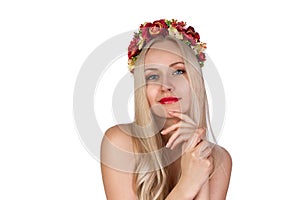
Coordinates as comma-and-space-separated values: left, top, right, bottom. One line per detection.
101, 124, 137, 199
212, 144, 232, 171
101, 123, 136, 172
103, 124, 134, 152
209, 144, 232, 199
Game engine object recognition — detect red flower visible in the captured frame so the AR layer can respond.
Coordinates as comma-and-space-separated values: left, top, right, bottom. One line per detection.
128, 19, 207, 70
171, 19, 177, 27
197, 52, 206, 62
140, 19, 168, 41
173, 20, 186, 33
128, 35, 140, 59
140, 22, 152, 40
183, 26, 200, 45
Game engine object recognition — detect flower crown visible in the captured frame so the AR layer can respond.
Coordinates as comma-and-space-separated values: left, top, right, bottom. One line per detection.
128, 19, 207, 72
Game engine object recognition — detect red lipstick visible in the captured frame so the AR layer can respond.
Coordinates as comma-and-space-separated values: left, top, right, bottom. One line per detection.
158, 97, 181, 104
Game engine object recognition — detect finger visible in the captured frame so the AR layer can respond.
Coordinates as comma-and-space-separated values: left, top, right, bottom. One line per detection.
195, 128, 207, 139
208, 156, 214, 168
166, 128, 200, 148
199, 145, 213, 159
194, 140, 212, 154
198, 140, 211, 152
161, 121, 194, 135
182, 130, 204, 152
168, 111, 197, 126
169, 133, 192, 150
208, 156, 215, 178
165, 130, 180, 148
184, 133, 200, 152
197, 141, 215, 159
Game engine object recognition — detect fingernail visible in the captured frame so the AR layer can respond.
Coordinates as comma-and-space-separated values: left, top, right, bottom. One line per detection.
160, 130, 164, 134
166, 142, 170, 148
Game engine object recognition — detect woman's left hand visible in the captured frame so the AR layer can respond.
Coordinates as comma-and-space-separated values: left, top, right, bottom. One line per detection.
161, 111, 206, 150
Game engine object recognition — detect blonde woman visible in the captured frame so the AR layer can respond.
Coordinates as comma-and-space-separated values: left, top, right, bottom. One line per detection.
101, 19, 232, 200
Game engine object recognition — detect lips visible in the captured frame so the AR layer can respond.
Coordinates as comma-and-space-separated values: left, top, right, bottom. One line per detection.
158, 97, 181, 104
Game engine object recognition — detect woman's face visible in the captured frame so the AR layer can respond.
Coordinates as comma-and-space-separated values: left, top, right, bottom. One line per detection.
144, 40, 191, 118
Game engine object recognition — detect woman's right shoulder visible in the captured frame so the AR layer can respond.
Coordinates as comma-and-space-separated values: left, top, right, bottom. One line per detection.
103, 124, 134, 152
101, 124, 137, 199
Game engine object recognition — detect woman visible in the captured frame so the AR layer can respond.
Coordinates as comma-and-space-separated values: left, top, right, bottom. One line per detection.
101, 19, 232, 200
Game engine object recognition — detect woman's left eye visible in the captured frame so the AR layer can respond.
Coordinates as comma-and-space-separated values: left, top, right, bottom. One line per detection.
172, 69, 185, 75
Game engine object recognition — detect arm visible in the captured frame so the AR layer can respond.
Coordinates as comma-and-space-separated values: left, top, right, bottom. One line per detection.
192, 147, 232, 200
100, 125, 137, 200
165, 178, 194, 200
194, 146, 232, 200
167, 136, 215, 200
209, 146, 232, 200
101, 126, 201, 200
161, 112, 232, 199
101, 164, 136, 200
101, 126, 198, 200
194, 181, 210, 200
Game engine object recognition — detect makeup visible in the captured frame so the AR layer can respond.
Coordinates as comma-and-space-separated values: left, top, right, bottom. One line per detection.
158, 97, 181, 104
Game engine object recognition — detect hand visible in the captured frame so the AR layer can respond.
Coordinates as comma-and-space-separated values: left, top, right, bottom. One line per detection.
179, 135, 215, 198
160, 111, 206, 150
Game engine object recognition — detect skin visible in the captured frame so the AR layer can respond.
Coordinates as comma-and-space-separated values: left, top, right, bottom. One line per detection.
101, 40, 232, 200
144, 41, 191, 119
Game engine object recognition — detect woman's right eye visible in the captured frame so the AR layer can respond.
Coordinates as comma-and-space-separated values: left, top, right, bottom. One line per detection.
146, 74, 159, 81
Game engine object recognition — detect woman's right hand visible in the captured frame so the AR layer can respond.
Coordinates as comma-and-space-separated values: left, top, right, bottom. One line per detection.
179, 133, 215, 199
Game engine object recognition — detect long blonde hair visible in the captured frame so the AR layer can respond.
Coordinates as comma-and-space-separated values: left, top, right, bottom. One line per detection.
131, 36, 215, 200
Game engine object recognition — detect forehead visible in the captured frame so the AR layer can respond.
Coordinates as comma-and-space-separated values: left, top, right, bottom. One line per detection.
144, 40, 183, 66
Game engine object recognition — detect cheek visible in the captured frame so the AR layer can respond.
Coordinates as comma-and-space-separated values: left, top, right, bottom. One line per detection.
176, 79, 192, 107
176, 78, 191, 96
146, 85, 159, 105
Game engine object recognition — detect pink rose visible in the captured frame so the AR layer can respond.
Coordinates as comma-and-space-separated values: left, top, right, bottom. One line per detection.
197, 52, 206, 62
140, 19, 168, 41
183, 26, 200, 45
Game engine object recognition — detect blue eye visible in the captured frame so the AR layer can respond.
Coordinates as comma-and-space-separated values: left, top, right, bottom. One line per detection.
173, 69, 185, 75
146, 74, 159, 81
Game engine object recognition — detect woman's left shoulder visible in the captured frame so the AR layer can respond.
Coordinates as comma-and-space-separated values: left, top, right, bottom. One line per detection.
209, 144, 232, 198
212, 144, 232, 166
211, 144, 232, 179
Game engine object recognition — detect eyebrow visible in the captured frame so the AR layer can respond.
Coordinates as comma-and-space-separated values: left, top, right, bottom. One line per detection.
169, 61, 184, 67
145, 61, 185, 71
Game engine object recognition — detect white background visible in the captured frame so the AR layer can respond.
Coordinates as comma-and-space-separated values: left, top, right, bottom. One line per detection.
1, 0, 300, 199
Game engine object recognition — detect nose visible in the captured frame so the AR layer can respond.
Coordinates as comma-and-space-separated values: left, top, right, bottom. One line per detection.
161, 76, 174, 92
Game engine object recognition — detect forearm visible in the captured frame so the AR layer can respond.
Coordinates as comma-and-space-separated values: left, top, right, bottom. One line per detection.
194, 181, 210, 200
165, 178, 197, 200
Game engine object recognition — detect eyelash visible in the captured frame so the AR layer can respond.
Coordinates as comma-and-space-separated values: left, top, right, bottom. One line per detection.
172, 69, 186, 75
146, 74, 159, 81
145, 69, 186, 81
